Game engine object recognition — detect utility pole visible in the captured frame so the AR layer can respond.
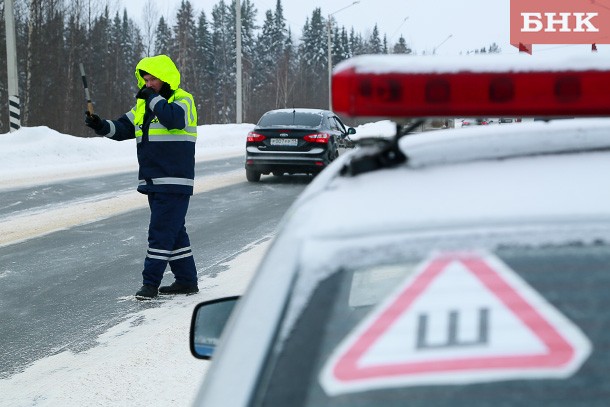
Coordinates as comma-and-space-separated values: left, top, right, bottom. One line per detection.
235, 0, 242, 124
4, 0, 21, 131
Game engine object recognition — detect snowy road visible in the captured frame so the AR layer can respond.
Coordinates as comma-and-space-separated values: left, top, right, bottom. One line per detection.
0, 157, 311, 385
0, 124, 321, 405
0, 121, 387, 405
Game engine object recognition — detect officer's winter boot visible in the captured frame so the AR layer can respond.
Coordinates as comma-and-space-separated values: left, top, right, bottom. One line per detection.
135, 284, 158, 300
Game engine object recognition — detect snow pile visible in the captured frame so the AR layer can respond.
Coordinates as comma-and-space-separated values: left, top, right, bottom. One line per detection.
0, 123, 254, 190
0, 120, 396, 190
349, 119, 397, 139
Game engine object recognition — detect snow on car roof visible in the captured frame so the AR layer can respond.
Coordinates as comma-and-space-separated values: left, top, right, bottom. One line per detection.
334, 53, 610, 75
289, 118, 610, 240
401, 118, 610, 167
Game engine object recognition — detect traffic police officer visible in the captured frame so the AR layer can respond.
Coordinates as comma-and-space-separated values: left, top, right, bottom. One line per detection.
85, 54, 199, 300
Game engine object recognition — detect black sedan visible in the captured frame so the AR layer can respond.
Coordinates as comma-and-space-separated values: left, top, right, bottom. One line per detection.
244, 108, 356, 182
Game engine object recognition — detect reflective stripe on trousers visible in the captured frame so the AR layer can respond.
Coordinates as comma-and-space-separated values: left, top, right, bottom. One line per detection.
139, 177, 194, 187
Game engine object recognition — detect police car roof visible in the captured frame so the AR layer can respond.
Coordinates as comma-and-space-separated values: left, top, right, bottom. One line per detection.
288, 118, 610, 240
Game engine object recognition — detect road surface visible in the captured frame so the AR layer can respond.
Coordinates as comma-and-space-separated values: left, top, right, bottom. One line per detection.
0, 156, 311, 379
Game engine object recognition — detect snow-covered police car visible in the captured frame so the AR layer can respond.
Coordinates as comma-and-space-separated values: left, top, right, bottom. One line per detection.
190, 53, 610, 406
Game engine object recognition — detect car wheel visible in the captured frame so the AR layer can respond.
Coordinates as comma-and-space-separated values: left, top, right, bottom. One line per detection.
246, 168, 261, 182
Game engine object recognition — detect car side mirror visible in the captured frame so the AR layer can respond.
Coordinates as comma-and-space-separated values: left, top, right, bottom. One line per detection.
347, 127, 356, 135
190, 296, 240, 359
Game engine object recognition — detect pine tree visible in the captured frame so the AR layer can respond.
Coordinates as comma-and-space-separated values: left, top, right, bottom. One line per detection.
393, 35, 411, 54
330, 25, 341, 66
277, 27, 296, 108
252, 9, 276, 113
173, 0, 198, 95
349, 28, 365, 56
123, 11, 144, 106
367, 24, 382, 54
488, 42, 501, 53
142, 0, 159, 57
91, 9, 141, 120
210, 0, 234, 123
109, 12, 126, 112
194, 10, 214, 123
251, 0, 292, 119
339, 27, 351, 61
25, 0, 66, 130
271, 0, 295, 112
63, 10, 89, 136
88, 7, 111, 119
154, 16, 172, 55
297, 8, 327, 108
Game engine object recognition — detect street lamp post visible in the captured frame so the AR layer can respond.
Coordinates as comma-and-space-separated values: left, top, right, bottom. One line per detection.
328, 1, 360, 110
236, 0, 242, 124
433, 34, 453, 55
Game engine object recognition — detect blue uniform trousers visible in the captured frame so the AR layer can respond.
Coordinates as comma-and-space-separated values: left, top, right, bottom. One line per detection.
142, 192, 198, 288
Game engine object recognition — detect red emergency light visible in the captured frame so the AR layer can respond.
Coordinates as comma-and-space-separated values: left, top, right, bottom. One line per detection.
332, 54, 610, 119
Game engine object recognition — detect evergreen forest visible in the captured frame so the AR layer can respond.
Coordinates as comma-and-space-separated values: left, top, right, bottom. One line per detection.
0, 0, 497, 135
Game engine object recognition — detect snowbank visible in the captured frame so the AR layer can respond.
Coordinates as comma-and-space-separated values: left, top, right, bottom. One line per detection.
0, 123, 254, 190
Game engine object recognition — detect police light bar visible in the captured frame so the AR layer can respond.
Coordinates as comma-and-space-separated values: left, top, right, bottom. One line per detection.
332, 54, 610, 119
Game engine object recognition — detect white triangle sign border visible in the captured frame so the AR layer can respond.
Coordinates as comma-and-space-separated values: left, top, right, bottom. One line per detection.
320, 251, 592, 396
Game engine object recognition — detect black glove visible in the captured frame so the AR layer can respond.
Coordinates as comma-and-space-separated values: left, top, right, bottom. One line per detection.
84, 111, 104, 131
136, 85, 156, 100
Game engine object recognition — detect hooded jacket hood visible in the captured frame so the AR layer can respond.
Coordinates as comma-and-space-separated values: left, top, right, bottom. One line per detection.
135, 55, 180, 90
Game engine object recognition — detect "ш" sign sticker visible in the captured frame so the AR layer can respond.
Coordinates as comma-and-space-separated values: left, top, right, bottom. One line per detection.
320, 251, 592, 395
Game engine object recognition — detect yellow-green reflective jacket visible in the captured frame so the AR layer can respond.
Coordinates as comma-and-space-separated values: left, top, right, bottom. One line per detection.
103, 55, 199, 195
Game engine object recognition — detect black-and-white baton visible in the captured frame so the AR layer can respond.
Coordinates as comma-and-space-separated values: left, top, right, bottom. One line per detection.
79, 63, 94, 115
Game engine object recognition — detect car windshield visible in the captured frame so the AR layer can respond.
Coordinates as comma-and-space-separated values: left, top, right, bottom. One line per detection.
253, 223, 610, 406
257, 111, 323, 128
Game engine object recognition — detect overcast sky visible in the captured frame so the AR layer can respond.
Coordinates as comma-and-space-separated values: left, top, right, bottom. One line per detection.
117, 0, 608, 56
